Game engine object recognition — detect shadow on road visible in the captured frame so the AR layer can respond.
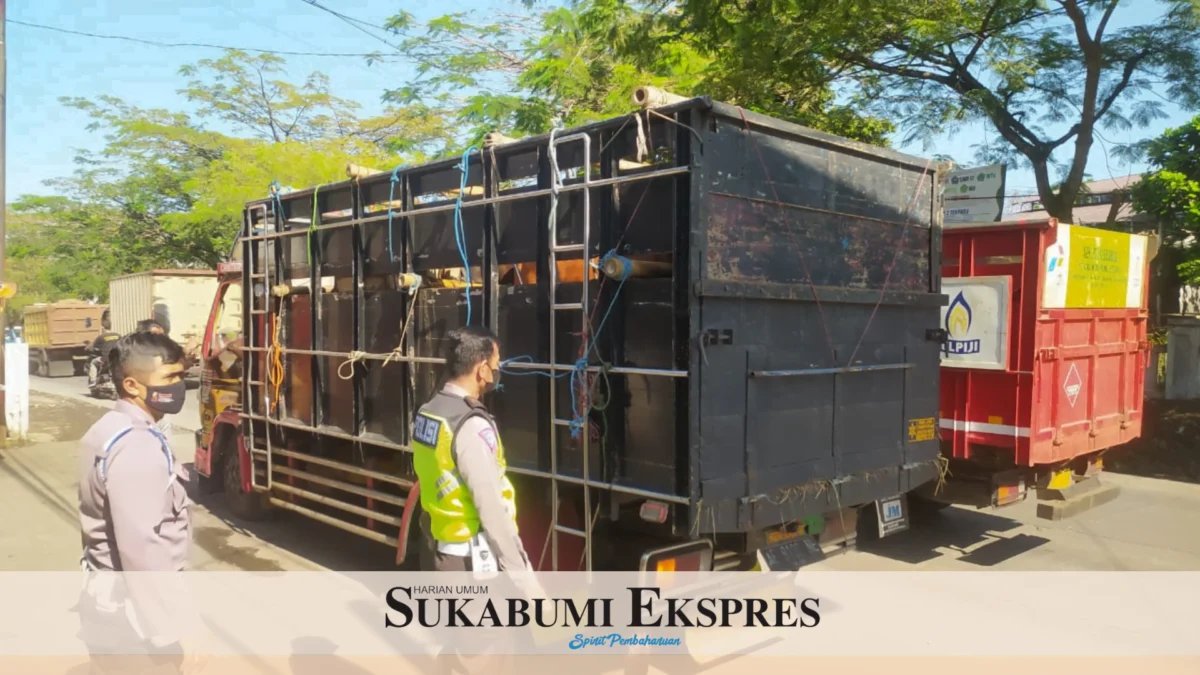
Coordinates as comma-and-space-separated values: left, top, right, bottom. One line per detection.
857, 505, 1049, 567
192, 489, 397, 571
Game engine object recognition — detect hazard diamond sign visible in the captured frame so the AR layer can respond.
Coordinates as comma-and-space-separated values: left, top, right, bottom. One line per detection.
1063, 363, 1083, 408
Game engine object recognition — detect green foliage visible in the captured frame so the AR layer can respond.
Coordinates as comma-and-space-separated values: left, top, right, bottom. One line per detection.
10, 51, 449, 317
387, 0, 893, 145
1131, 115, 1200, 283
683, 0, 1200, 222
4, 197, 144, 318
1133, 115, 1200, 236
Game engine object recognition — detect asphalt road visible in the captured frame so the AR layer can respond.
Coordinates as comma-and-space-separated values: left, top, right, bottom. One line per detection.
26, 373, 202, 434
4, 387, 1200, 573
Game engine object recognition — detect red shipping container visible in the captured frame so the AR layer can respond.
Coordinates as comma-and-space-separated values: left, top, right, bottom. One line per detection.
939, 219, 1151, 467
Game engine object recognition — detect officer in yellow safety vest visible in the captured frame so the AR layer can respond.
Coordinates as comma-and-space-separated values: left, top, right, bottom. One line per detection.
412, 326, 533, 573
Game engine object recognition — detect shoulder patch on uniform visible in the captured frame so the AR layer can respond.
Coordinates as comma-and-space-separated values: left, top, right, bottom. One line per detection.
413, 414, 442, 446
477, 426, 497, 453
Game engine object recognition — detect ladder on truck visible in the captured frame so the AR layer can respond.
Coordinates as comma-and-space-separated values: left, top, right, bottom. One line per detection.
546, 131, 595, 571
243, 200, 277, 493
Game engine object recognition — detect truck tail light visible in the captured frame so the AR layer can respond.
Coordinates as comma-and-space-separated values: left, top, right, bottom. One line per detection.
639, 501, 669, 524
640, 540, 714, 573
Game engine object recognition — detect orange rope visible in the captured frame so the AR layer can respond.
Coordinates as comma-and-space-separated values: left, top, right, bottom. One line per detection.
267, 299, 285, 414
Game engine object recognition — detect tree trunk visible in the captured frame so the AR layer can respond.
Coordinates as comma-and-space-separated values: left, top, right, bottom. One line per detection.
1031, 157, 1075, 223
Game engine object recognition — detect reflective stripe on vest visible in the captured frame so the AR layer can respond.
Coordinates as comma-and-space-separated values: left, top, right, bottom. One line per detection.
98, 426, 174, 488
411, 393, 517, 544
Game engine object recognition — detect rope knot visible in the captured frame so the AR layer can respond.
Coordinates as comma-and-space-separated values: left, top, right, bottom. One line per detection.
337, 350, 370, 381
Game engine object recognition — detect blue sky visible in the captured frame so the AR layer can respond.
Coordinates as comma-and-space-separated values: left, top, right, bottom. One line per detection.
6, 0, 1195, 202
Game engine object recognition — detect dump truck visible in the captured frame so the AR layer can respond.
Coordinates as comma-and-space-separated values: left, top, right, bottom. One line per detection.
922, 218, 1154, 519
192, 94, 946, 571
23, 300, 107, 377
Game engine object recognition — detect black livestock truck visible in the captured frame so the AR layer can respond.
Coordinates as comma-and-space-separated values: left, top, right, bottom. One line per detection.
192, 92, 947, 571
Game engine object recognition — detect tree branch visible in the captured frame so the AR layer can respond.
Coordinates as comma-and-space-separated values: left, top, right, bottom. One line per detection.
1095, 0, 1120, 43
1060, 0, 1096, 55
962, 0, 1003, 69
256, 68, 282, 143
1095, 51, 1150, 123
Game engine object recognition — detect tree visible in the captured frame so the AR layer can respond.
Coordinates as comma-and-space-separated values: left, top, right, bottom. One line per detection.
386, 0, 893, 145
4, 197, 143, 316
683, 0, 1200, 222
1132, 115, 1200, 281
9, 50, 450, 310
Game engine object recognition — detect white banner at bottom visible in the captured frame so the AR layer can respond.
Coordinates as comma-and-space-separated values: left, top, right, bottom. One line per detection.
0, 571, 1195, 657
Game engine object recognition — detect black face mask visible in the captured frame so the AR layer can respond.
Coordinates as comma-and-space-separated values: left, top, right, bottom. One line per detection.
144, 381, 187, 415
483, 364, 501, 394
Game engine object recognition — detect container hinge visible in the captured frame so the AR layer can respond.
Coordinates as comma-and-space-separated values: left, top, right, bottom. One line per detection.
1038, 347, 1059, 362
1137, 339, 1151, 352
701, 329, 733, 346
925, 328, 947, 344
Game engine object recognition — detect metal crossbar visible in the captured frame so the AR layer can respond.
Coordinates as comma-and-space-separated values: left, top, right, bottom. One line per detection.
237, 167, 690, 243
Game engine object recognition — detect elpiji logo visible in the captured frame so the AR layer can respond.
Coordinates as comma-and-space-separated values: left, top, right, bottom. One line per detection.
1047, 245, 1065, 273
945, 291, 981, 355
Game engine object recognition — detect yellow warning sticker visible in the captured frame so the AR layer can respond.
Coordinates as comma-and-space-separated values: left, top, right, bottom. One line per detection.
908, 417, 936, 442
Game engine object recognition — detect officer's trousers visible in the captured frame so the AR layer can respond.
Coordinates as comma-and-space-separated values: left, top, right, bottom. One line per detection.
76, 589, 184, 675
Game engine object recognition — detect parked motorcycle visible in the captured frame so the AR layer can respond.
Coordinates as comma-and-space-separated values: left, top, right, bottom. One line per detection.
87, 355, 116, 400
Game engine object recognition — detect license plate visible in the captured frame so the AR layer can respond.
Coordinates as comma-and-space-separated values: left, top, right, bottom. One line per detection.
875, 495, 909, 538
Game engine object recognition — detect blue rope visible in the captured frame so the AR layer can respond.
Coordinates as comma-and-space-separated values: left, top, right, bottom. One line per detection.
500, 249, 630, 438
268, 180, 284, 230
386, 164, 404, 264
455, 146, 478, 324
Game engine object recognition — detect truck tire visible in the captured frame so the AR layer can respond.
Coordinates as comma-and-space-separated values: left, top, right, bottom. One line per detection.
221, 435, 271, 521
32, 350, 49, 377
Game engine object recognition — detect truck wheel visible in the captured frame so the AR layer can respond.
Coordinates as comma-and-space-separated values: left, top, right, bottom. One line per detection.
32, 351, 49, 377
222, 442, 271, 521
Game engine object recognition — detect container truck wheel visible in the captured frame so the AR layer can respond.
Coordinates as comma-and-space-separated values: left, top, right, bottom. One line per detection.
220, 434, 271, 521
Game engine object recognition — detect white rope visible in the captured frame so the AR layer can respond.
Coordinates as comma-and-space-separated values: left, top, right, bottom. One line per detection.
548, 126, 561, 234
634, 111, 648, 163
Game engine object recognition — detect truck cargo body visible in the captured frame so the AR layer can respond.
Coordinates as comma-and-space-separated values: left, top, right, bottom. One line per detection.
194, 97, 945, 570
932, 219, 1151, 515
23, 301, 106, 377
109, 270, 219, 342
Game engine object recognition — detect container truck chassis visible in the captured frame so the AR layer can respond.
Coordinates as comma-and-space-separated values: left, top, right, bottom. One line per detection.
194, 96, 947, 571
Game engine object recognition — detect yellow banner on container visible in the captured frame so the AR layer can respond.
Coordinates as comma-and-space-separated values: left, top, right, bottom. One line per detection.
1041, 223, 1147, 309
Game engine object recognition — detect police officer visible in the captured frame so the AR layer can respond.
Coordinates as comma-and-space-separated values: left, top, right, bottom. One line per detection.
411, 326, 532, 572
77, 332, 195, 672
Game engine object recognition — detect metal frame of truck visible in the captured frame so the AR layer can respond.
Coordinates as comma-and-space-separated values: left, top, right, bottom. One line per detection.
193, 96, 946, 571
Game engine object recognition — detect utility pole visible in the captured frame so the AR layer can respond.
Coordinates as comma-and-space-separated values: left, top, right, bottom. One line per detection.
0, 0, 9, 443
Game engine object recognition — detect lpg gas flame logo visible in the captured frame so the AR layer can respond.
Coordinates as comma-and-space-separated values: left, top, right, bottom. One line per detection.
945, 292, 982, 355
